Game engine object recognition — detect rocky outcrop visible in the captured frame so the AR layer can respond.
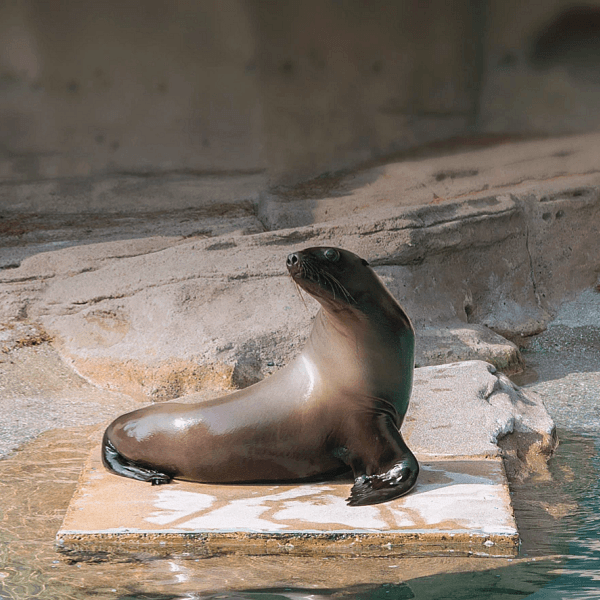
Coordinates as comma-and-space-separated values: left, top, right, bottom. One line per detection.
407, 360, 556, 468
1, 135, 599, 400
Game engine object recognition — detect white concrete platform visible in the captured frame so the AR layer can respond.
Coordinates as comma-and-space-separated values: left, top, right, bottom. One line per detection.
56, 448, 518, 557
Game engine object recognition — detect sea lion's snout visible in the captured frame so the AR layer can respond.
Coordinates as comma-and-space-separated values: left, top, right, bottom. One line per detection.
286, 247, 357, 303
286, 252, 300, 268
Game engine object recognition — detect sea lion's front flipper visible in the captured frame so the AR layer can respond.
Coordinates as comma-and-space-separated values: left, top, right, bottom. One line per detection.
347, 461, 416, 506
343, 404, 419, 506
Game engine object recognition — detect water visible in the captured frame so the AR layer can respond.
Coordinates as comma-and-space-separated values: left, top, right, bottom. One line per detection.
1, 290, 600, 598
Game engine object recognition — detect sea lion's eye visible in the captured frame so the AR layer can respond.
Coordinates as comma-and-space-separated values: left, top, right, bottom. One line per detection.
324, 248, 340, 262
361, 259, 369, 266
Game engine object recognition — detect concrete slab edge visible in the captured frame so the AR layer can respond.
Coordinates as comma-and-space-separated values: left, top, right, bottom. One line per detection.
56, 530, 519, 559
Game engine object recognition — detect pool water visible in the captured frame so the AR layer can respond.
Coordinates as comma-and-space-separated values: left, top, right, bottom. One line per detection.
1, 290, 600, 599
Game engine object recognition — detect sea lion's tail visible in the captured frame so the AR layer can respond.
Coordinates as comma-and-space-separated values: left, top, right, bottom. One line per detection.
101, 429, 172, 486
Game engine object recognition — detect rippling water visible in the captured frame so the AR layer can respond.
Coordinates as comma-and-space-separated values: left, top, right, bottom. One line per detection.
1, 291, 600, 599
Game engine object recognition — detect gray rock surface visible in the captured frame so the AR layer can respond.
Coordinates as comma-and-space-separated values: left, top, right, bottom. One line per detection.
519, 288, 600, 432
0, 325, 136, 458
406, 360, 555, 459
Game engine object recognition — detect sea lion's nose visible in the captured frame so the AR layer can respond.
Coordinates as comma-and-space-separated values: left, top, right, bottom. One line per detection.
287, 253, 299, 267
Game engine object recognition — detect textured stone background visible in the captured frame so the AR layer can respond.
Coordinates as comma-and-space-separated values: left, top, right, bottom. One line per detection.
2, 1, 600, 184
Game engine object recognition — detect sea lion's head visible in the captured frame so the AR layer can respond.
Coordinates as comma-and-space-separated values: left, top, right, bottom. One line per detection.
286, 247, 378, 312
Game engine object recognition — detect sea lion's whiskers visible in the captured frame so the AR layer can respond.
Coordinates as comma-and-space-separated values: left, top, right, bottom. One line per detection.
304, 261, 353, 303
322, 271, 355, 303
303, 260, 322, 285
313, 268, 337, 299
309, 263, 323, 284
290, 275, 310, 312
321, 271, 340, 299
304, 259, 335, 290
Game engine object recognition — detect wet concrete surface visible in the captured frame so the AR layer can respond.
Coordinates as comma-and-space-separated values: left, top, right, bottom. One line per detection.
0, 427, 524, 598
517, 289, 600, 432
58, 452, 518, 558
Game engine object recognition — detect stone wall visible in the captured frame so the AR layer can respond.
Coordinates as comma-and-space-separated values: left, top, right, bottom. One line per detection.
480, 1, 600, 134
2, 1, 600, 186
0, 0, 263, 182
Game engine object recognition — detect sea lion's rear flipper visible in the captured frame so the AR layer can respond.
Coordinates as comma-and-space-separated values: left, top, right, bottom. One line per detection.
343, 404, 419, 506
102, 433, 172, 485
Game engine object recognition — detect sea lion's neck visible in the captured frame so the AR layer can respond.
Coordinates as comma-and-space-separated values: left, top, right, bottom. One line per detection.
304, 301, 414, 414
317, 283, 413, 340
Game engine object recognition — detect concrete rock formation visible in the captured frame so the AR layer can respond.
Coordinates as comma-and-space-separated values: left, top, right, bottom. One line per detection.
407, 360, 556, 477
1, 135, 599, 401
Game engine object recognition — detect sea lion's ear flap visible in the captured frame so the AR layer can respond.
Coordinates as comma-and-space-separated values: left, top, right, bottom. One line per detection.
361, 259, 369, 266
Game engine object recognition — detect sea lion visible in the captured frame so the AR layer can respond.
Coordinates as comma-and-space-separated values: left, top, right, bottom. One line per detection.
102, 247, 418, 506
